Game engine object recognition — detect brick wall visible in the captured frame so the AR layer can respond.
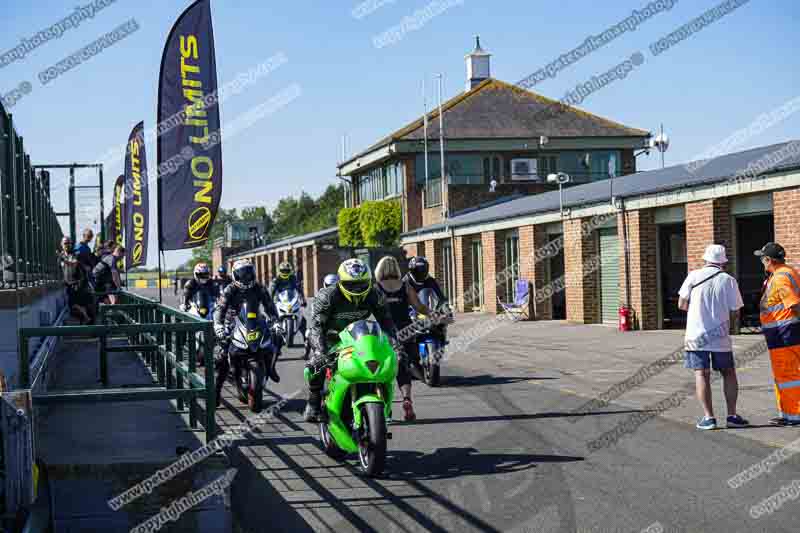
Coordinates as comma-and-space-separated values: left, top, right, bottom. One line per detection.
563, 218, 600, 323
685, 199, 733, 272
480, 231, 505, 313
448, 183, 551, 217
618, 209, 658, 330
774, 187, 800, 266
621, 148, 636, 175
453, 235, 474, 313
403, 158, 423, 232
301, 245, 315, 295
403, 242, 424, 259
422, 206, 444, 226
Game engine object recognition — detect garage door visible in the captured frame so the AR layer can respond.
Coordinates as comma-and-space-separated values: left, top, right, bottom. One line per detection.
598, 228, 620, 324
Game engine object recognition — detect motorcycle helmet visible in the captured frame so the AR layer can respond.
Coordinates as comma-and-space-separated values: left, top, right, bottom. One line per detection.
232, 258, 256, 289
323, 273, 339, 288
194, 263, 211, 284
337, 258, 371, 305
408, 256, 429, 284
277, 261, 293, 280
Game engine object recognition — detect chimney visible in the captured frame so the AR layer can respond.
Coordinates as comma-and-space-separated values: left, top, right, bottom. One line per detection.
465, 35, 491, 91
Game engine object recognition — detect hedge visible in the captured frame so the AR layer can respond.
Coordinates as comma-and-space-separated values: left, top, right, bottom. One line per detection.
338, 207, 364, 247
359, 199, 401, 247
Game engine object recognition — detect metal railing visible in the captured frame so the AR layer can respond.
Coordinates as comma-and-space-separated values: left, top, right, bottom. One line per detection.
17, 291, 216, 444
0, 101, 65, 289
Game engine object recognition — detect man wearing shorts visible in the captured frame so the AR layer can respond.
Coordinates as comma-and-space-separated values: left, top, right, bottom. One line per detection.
678, 244, 748, 430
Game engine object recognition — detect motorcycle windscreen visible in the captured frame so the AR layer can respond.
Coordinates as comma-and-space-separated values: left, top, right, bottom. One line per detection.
417, 288, 440, 311
346, 320, 382, 341
279, 288, 297, 302
239, 294, 261, 331
194, 288, 213, 317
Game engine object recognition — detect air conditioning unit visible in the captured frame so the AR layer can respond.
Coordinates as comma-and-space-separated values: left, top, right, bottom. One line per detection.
510, 158, 539, 181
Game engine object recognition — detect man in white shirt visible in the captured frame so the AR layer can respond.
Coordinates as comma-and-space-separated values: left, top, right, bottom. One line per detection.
678, 244, 748, 430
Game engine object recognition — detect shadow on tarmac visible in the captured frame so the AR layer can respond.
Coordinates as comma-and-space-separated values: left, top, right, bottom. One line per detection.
384, 447, 583, 481
441, 374, 557, 387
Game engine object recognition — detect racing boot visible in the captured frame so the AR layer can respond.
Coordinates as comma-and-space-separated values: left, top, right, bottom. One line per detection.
268, 351, 281, 383
303, 390, 323, 422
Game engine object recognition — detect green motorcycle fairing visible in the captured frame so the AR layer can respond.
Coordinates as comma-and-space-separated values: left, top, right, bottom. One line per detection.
308, 320, 398, 453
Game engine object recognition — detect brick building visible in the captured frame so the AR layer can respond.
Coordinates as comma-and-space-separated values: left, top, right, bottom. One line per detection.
337, 38, 650, 234
226, 227, 345, 297
400, 141, 800, 330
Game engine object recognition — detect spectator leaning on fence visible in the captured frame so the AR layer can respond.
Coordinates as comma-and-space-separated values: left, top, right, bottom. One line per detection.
93, 244, 124, 305
58, 236, 92, 324
754, 242, 800, 426
678, 244, 748, 431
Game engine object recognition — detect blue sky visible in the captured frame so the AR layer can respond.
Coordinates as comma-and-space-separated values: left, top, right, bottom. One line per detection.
2, 0, 798, 267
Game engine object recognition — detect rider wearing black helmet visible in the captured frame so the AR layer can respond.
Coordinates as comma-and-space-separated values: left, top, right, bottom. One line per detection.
404, 256, 446, 301
214, 265, 232, 297
212, 259, 280, 405
304, 258, 400, 422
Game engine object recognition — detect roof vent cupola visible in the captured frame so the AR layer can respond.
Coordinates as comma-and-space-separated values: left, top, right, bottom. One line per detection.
465, 35, 491, 91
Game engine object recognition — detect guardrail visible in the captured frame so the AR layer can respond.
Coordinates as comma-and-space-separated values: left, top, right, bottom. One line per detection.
17, 291, 216, 444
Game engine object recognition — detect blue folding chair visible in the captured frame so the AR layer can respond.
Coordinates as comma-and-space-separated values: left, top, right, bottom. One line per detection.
498, 279, 531, 321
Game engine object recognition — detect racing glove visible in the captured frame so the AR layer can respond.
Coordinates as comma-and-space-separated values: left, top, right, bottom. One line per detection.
214, 323, 226, 339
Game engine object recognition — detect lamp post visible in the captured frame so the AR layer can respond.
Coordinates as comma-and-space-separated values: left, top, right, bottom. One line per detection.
547, 172, 571, 219
652, 124, 669, 168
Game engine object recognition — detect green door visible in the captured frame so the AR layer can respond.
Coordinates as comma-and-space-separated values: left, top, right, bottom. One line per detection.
598, 228, 620, 324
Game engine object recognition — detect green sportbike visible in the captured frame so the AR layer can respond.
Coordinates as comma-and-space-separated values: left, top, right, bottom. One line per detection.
304, 320, 398, 476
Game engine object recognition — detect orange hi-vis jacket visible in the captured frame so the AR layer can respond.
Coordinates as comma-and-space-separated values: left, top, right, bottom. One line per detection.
760, 264, 800, 421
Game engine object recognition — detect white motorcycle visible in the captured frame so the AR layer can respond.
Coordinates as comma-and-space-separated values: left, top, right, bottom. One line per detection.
275, 288, 302, 347
185, 286, 215, 365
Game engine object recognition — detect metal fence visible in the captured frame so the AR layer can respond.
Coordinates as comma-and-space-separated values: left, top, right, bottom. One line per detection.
0, 101, 64, 289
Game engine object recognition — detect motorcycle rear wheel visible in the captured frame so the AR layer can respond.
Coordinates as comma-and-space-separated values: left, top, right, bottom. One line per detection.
358, 403, 387, 477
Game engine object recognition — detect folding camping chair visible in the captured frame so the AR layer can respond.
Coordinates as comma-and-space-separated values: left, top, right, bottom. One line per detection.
498, 279, 532, 321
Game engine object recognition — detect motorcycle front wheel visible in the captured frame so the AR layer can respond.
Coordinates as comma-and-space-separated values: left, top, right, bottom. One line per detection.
248, 359, 265, 413
319, 420, 347, 460
358, 403, 387, 477
424, 361, 440, 387
287, 318, 296, 348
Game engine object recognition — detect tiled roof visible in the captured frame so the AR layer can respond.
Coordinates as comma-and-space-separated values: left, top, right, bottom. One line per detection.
340, 78, 649, 167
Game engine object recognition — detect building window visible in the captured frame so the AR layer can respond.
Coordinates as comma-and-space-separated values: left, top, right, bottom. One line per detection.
492, 157, 501, 181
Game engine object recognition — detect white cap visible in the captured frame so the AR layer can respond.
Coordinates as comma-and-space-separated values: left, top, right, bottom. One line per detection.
703, 244, 728, 264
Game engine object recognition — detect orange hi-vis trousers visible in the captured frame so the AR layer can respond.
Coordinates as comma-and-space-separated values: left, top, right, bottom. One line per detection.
760, 265, 800, 421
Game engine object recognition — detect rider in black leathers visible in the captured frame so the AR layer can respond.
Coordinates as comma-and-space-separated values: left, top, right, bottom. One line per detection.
212, 259, 281, 406
304, 258, 400, 422
181, 263, 213, 312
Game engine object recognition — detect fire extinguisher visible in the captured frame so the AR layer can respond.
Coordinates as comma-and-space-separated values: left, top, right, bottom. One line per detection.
619, 306, 632, 332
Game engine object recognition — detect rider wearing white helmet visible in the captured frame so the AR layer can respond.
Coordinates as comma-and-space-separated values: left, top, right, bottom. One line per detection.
181, 263, 211, 311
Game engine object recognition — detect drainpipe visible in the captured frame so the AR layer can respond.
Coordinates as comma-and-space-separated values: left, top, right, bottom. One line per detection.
449, 225, 456, 307
620, 197, 632, 318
